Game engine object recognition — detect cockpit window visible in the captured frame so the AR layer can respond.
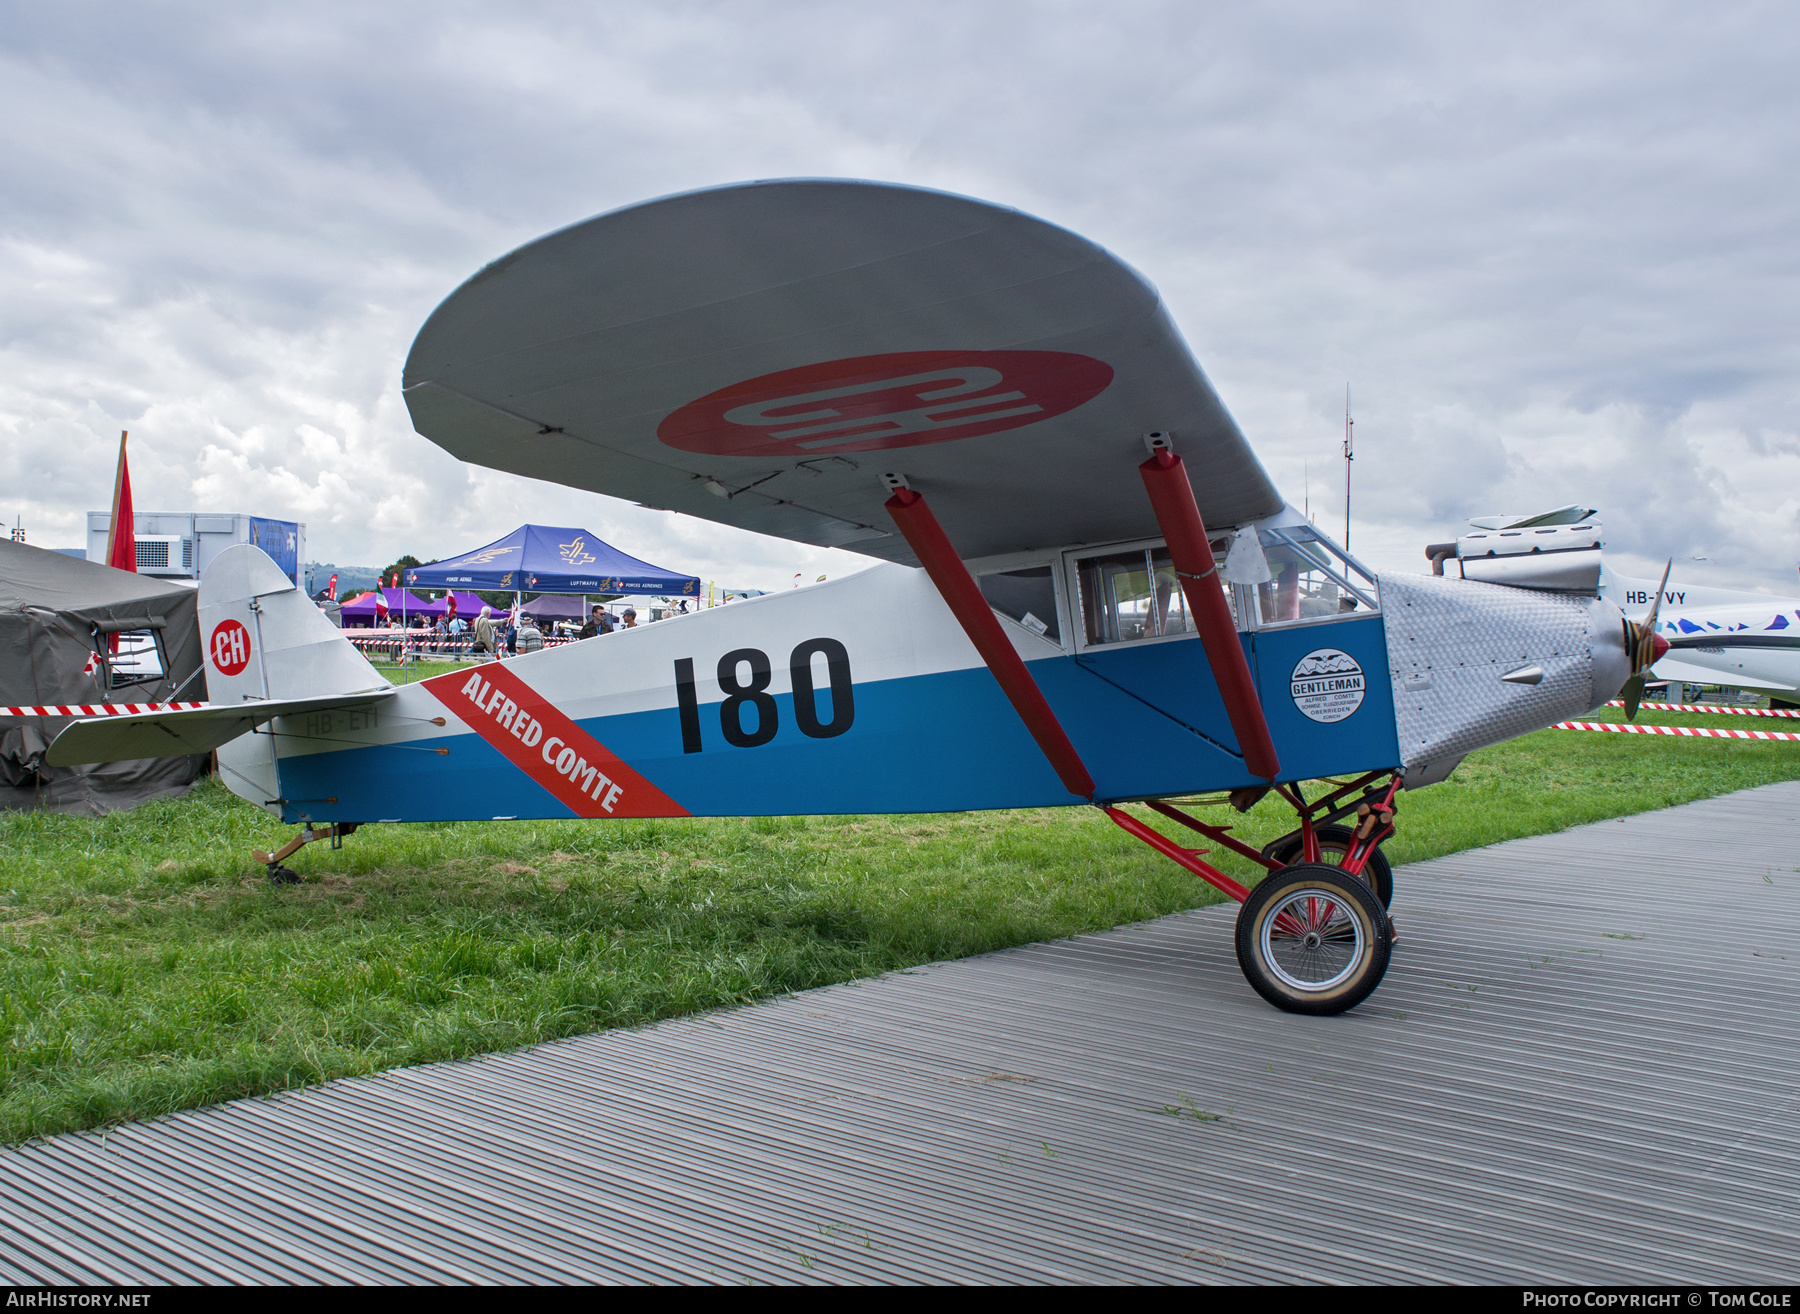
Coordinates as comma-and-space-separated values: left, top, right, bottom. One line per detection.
1252, 525, 1379, 627
978, 566, 1060, 642
1073, 544, 1245, 647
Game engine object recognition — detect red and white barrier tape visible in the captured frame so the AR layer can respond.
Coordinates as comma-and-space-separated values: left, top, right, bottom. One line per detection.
1556, 720, 1800, 741
1605, 700, 1800, 718
0, 702, 207, 718
345, 634, 574, 652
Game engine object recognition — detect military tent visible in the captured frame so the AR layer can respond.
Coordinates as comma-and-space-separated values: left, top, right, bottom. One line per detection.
0, 541, 208, 814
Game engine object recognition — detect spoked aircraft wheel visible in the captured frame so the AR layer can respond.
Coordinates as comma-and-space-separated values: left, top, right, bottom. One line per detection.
1264, 826, 1394, 907
1235, 864, 1392, 1015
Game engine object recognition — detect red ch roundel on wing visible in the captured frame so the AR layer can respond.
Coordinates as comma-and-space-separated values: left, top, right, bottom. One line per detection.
210, 619, 252, 676
656, 351, 1115, 458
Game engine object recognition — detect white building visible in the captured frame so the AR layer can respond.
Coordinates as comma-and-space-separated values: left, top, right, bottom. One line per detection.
86, 512, 306, 587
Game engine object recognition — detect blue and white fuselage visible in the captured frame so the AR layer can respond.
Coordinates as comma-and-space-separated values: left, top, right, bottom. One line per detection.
197, 522, 1632, 827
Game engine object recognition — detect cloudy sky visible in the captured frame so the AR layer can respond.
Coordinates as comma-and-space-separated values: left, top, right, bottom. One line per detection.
3, 2, 1797, 592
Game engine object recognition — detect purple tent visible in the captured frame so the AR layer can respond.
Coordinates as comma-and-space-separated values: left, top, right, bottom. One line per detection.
434, 590, 492, 623
399, 589, 492, 622
338, 588, 435, 628
339, 587, 511, 629
520, 594, 590, 624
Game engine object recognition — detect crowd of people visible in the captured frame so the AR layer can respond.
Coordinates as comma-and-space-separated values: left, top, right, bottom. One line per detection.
387, 600, 670, 660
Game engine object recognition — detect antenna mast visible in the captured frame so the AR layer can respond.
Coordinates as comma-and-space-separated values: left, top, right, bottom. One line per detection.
1343, 385, 1353, 550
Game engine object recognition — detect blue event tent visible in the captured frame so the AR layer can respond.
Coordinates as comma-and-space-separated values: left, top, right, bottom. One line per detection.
405, 525, 700, 597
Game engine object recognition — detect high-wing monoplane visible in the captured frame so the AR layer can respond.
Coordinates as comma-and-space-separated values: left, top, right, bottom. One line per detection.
42, 181, 1654, 1014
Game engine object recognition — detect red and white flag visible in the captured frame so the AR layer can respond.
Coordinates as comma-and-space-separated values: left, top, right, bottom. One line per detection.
375, 590, 390, 624
327, 573, 338, 602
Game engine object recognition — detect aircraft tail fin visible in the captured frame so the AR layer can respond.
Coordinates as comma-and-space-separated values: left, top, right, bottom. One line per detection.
198, 543, 387, 705
45, 545, 392, 812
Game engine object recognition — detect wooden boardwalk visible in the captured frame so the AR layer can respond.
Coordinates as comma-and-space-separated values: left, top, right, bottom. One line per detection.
1, 784, 1796, 1283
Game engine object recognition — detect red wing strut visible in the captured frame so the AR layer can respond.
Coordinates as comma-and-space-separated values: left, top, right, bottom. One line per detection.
885, 488, 1096, 800
1139, 450, 1280, 782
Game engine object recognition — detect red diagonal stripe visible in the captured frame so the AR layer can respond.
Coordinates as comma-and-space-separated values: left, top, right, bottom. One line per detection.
423, 663, 689, 819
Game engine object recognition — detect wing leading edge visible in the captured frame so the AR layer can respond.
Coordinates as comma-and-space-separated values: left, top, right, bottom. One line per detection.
402, 179, 1282, 563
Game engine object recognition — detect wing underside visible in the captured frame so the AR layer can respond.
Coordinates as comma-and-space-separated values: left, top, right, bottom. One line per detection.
402, 180, 1282, 564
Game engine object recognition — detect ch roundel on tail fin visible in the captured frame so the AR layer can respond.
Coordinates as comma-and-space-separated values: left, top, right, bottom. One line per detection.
203, 544, 392, 812
199, 544, 386, 705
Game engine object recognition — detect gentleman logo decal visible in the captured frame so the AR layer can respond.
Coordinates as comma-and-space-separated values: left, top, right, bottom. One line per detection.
657, 351, 1114, 458
1291, 649, 1365, 724
422, 663, 689, 819
209, 619, 252, 677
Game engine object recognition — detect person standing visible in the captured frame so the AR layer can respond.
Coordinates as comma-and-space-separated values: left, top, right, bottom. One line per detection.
518, 614, 543, 653
620, 607, 638, 629
473, 605, 498, 661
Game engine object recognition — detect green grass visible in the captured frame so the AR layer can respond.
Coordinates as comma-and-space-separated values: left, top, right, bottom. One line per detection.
1, 718, 1796, 1144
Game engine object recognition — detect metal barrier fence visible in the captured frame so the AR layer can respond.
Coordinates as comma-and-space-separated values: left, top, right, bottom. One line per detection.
343, 632, 577, 663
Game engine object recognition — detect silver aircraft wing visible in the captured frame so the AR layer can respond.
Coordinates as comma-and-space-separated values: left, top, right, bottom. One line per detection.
402, 179, 1283, 565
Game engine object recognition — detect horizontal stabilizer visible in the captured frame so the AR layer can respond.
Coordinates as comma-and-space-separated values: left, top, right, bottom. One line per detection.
45, 689, 395, 767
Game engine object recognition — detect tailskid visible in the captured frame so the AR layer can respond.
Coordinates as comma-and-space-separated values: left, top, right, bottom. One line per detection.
252, 821, 358, 884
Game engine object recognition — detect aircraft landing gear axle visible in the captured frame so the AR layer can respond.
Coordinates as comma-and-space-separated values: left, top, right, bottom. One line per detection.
1263, 825, 1394, 907
252, 822, 357, 884
1103, 772, 1402, 1015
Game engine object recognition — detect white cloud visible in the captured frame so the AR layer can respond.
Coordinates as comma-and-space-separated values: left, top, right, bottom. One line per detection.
4, 1, 1799, 594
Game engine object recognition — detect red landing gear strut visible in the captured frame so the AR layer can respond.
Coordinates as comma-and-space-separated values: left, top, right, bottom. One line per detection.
1101, 772, 1400, 911
1101, 776, 1401, 1016
883, 459, 1396, 1015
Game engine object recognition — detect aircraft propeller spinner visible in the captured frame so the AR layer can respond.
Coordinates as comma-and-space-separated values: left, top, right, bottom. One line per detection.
1619, 559, 1675, 720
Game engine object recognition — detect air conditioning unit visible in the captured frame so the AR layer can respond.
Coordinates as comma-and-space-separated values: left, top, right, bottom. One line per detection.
134, 535, 194, 575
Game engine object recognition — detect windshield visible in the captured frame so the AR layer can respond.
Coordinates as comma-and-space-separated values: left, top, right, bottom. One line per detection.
1253, 525, 1378, 627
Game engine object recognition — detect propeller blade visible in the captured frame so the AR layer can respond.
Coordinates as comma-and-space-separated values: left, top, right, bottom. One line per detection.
1621, 672, 1646, 721
1620, 559, 1673, 721
1644, 557, 1672, 626
1637, 558, 1673, 669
